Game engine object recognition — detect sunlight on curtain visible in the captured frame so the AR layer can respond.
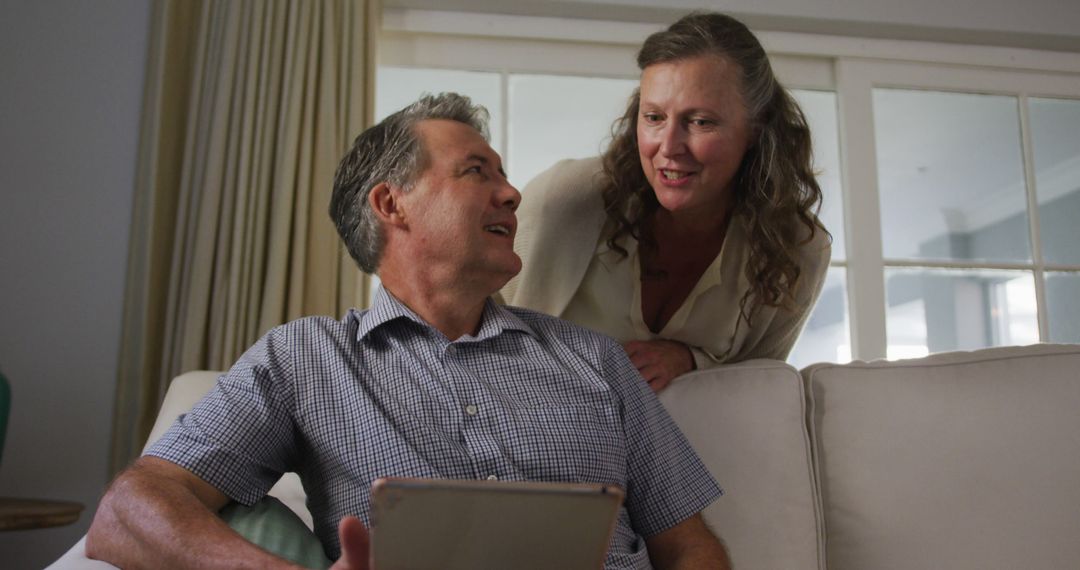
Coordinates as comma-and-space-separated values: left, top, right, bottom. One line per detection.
110, 0, 377, 475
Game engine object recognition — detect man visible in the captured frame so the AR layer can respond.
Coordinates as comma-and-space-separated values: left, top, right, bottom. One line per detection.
87, 93, 730, 569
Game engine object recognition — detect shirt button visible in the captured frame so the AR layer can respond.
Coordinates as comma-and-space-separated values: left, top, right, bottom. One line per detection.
465, 404, 478, 416
486, 475, 498, 481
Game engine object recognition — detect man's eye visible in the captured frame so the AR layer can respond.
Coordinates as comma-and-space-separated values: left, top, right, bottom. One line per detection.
641, 113, 663, 124
689, 118, 716, 128
465, 165, 483, 174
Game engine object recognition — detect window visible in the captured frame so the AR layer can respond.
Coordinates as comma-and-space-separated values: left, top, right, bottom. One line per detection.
374, 69, 637, 191
1031, 97, 1080, 343
786, 89, 850, 368
838, 60, 1080, 359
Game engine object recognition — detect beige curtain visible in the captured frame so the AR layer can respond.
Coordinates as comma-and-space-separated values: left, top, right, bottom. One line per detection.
109, 0, 379, 476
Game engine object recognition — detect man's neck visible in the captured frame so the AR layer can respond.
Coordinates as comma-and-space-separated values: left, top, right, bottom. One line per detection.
378, 269, 492, 341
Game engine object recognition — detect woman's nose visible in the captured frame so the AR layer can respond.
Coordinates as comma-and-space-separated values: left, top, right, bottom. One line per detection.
658, 123, 687, 157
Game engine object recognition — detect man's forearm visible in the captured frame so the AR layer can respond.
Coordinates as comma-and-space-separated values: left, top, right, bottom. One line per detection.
86, 457, 299, 570
656, 540, 732, 570
645, 514, 733, 570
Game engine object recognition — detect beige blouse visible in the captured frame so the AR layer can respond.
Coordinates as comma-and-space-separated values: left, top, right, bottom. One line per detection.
502, 157, 831, 368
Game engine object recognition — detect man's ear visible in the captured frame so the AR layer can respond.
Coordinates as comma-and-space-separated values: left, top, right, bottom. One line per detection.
369, 182, 407, 228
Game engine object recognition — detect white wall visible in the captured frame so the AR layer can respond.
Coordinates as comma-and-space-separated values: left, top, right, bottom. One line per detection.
0, 1, 149, 566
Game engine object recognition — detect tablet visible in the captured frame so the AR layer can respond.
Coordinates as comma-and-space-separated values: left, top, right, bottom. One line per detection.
369, 477, 624, 570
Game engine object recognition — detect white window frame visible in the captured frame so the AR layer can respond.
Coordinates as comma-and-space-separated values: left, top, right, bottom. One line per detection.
377, 8, 1080, 361
835, 60, 1080, 358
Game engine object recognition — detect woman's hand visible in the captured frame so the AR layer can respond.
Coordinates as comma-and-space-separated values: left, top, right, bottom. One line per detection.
622, 339, 694, 393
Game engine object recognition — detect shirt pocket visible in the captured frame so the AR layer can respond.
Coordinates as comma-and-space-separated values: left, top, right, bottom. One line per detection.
508, 402, 627, 486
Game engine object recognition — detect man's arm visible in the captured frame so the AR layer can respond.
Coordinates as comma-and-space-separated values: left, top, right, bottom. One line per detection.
645, 514, 732, 570
86, 456, 302, 570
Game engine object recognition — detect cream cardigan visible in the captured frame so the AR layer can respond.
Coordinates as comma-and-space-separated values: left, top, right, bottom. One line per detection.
502, 157, 831, 369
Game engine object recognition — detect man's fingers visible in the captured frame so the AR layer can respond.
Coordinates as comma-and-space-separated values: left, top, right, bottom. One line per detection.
333, 516, 370, 570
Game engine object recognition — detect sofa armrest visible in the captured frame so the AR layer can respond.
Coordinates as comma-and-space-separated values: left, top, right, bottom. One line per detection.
45, 538, 117, 570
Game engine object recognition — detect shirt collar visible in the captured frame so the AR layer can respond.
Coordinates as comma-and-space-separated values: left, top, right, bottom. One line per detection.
356, 286, 536, 343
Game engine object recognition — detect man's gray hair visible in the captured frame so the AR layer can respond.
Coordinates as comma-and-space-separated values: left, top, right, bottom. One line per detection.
329, 93, 490, 273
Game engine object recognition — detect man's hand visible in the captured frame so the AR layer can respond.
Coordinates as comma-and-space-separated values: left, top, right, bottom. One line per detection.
330, 516, 371, 570
622, 339, 694, 392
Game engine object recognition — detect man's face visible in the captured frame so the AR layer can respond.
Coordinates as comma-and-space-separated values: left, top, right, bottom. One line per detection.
396, 119, 522, 288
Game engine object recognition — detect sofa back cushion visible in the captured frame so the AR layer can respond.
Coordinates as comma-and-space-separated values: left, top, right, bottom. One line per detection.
141, 370, 221, 454
803, 344, 1080, 569
661, 360, 823, 570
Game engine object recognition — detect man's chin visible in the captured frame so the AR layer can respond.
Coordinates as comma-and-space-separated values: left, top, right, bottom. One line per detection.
483, 256, 521, 297
507, 254, 522, 278
496, 260, 522, 286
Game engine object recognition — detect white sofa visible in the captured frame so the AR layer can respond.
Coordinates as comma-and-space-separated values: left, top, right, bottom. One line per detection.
50, 343, 1080, 569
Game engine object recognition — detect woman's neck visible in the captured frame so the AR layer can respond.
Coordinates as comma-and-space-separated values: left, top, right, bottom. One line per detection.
650, 200, 733, 247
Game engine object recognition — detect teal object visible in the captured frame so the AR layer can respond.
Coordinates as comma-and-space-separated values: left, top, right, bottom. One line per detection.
0, 370, 9, 465
220, 497, 332, 569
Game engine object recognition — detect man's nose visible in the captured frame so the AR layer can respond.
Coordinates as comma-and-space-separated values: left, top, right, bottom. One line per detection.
497, 178, 521, 211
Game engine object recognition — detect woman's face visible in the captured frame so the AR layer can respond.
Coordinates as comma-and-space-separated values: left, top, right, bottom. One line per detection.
637, 55, 753, 218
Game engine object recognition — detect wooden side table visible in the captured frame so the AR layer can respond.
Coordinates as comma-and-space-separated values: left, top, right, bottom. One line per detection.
0, 497, 84, 531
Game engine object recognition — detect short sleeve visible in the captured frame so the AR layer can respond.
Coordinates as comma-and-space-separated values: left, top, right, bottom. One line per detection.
604, 343, 723, 537
145, 330, 300, 505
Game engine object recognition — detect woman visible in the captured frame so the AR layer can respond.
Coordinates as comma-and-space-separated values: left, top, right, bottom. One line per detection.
502, 12, 831, 392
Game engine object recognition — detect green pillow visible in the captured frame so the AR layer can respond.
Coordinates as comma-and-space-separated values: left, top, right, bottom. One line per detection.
220, 496, 333, 569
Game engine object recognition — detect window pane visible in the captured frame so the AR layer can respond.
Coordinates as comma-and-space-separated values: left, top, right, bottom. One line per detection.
791, 90, 845, 260
1030, 97, 1080, 265
375, 67, 503, 152
1046, 271, 1080, 343
885, 268, 1038, 356
507, 74, 636, 190
789, 268, 851, 369
874, 90, 1030, 263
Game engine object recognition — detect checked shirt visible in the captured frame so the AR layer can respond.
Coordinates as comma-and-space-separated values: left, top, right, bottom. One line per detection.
147, 287, 722, 569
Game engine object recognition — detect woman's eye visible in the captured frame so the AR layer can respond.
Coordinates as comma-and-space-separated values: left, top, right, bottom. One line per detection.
641, 113, 663, 124
689, 118, 716, 128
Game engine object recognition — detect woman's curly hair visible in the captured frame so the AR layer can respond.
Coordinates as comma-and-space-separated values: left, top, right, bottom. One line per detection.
602, 12, 829, 323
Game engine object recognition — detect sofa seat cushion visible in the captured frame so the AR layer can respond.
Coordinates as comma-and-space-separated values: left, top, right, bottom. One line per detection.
661, 359, 823, 570
803, 344, 1080, 570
